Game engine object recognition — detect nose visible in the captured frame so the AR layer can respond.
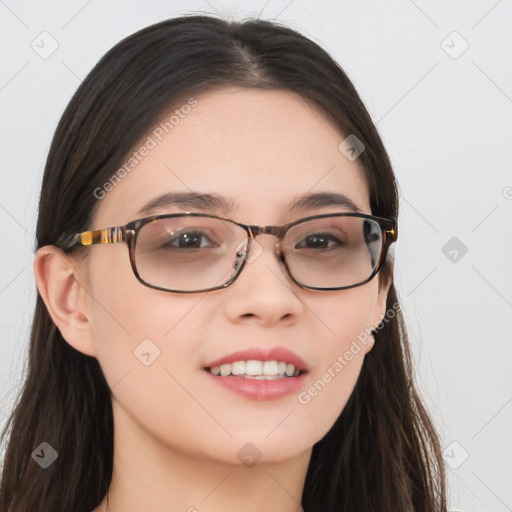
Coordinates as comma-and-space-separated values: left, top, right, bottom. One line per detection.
222, 235, 304, 326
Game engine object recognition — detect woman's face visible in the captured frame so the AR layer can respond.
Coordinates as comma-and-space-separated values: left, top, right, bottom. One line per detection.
74, 87, 390, 466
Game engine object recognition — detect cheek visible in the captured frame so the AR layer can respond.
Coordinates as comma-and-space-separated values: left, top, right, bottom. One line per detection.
291, 287, 378, 437
310, 281, 379, 348
85, 276, 224, 459
85, 249, 207, 391
296, 336, 369, 439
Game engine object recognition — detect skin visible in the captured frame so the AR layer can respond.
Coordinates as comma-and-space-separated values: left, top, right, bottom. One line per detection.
35, 87, 391, 512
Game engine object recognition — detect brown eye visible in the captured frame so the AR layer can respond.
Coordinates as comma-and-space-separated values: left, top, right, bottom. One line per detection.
165, 231, 215, 249
295, 233, 344, 250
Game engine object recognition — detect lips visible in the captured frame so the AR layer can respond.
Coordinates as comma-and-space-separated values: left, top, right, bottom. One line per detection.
204, 346, 308, 372
203, 347, 309, 400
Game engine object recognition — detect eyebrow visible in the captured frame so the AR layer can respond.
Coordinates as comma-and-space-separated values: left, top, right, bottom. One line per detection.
136, 191, 364, 217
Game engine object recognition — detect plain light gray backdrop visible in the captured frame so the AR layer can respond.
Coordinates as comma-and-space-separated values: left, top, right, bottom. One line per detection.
0, 1, 511, 510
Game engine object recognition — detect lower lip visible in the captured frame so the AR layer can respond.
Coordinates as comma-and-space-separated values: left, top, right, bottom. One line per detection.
204, 370, 308, 400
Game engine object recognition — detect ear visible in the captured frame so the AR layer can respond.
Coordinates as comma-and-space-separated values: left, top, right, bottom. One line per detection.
34, 246, 97, 357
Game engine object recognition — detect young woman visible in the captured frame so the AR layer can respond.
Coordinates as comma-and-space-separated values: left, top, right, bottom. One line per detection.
0, 15, 447, 512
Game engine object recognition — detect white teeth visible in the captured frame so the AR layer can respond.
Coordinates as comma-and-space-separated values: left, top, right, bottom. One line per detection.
220, 364, 231, 377
231, 361, 245, 375
207, 359, 302, 378
263, 361, 279, 375
245, 360, 263, 376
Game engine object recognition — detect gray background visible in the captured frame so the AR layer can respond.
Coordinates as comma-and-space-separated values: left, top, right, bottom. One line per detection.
1, 1, 511, 510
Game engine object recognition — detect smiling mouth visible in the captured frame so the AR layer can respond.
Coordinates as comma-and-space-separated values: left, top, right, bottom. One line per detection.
204, 360, 305, 379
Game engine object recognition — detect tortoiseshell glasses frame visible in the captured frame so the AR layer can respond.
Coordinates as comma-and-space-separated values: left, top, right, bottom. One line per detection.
63, 212, 397, 293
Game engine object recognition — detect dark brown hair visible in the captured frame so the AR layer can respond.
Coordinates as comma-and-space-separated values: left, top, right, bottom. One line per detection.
0, 15, 447, 511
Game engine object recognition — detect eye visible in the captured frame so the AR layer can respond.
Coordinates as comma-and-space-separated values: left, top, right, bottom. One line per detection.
165, 231, 217, 249
295, 232, 344, 250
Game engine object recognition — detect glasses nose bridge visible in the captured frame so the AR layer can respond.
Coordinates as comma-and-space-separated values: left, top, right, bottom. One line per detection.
247, 224, 284, 239
245, 224, 287, 260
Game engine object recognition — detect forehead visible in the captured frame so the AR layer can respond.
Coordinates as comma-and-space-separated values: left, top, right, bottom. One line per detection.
93, 87, 370, 227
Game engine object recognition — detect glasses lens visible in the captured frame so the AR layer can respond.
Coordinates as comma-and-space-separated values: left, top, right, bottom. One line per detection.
283, 215, 383, 289
134, 216, 247, 291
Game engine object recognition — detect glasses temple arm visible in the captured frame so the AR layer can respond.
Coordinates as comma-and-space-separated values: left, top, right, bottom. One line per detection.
63, 226, 127, 249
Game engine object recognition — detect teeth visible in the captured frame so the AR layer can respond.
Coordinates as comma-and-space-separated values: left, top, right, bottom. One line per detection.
263, 360, 279, 375
207, 360, 302, 378
220, 364, 231, 377
231, 361, 245, 375
285, 363, 295, 377
245, 360, 262, 376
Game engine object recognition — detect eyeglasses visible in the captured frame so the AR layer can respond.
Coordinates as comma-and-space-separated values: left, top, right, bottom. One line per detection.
64, 212, 397, 293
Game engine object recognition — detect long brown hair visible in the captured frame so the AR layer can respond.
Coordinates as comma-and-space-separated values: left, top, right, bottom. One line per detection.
0, 15, 447, 511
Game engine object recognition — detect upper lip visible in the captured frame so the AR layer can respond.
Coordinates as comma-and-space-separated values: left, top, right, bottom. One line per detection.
205, 346, 308, 371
